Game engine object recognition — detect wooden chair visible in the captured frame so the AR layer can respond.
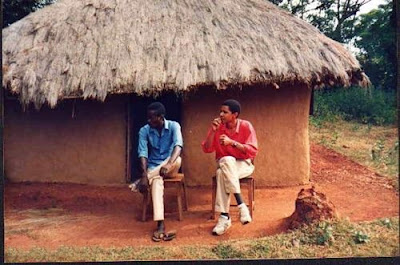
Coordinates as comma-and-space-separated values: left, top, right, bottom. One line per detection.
141, 173, 188, 221
211, 175, 255, 220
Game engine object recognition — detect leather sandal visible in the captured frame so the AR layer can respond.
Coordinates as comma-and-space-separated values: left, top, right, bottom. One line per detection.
152, 230, 164, 242
163, 230, 177, 241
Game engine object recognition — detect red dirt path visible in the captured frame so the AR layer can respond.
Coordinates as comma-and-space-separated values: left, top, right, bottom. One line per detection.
4, 144, 399, 250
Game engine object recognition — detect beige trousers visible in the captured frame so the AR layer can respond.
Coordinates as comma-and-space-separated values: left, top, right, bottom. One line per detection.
215, 156, 255, 213
148, 156, 181, 221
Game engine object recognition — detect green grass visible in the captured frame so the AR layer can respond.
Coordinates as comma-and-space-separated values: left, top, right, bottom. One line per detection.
309, 117, 399, 189
5, 217, 399, 262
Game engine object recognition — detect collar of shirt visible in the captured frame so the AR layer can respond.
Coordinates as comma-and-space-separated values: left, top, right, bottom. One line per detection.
221, 119, 241, 134
149, 119, 169, 136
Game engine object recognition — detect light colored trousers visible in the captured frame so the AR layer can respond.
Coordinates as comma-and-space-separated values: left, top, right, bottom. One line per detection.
148, 156, 181, 221
215, 156, 255, 213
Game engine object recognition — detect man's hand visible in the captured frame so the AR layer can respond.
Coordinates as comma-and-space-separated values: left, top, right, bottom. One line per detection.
160, 162, 173, 178
220, 134, 234, 146
212, 118, 222, 131
138, 176, 149, 193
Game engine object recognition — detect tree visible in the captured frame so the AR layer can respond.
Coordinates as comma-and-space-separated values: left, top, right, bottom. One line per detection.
270, 0, 372, 43
353, 1, 395, 90
2, 0, 55, 28
269, 0, 396, 90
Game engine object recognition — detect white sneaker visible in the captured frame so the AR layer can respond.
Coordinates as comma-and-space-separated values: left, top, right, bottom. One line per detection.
238, 203, 252, 224
212, 215, 232, 235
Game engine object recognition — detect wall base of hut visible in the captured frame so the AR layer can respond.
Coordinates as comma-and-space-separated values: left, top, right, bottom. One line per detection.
4, 95, 128, 185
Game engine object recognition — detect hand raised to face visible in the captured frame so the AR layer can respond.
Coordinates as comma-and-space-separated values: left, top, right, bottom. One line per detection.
212, 118, 222, 131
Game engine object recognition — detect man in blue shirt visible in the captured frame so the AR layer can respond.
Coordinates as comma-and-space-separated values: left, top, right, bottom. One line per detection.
137, 102, 183, 242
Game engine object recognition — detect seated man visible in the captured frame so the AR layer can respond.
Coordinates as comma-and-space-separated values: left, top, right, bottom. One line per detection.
202, 99, 258, 235
137, 102, 183, 242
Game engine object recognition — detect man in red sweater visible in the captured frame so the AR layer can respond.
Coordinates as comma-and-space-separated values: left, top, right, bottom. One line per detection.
202, 99, 258, 235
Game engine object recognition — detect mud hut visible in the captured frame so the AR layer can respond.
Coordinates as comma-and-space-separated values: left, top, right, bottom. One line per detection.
2, 0, 369, 186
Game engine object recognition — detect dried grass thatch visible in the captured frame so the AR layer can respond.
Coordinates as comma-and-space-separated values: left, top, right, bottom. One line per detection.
2, 0, 370, 108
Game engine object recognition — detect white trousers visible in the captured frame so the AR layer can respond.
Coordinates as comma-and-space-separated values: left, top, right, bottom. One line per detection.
148, 156, 182, 221
215, 156, 255, 213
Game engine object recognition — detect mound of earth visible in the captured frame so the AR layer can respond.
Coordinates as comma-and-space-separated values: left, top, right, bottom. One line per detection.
287, 186, 338, 229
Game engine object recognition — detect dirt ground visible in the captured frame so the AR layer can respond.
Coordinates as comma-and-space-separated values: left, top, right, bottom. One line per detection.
4, 144, 399, 250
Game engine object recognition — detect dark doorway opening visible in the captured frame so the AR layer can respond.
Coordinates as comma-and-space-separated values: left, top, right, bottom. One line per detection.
128, 91, 182, 182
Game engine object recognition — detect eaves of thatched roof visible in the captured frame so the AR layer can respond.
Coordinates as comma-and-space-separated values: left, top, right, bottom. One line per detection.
2, 0, 370, 108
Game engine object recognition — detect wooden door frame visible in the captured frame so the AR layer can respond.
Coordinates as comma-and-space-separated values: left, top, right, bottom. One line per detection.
125, 93, 183, 183
125, 95, 132, 183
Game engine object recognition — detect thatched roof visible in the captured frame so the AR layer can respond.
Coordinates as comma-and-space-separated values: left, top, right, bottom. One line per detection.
2, 0, 369, 108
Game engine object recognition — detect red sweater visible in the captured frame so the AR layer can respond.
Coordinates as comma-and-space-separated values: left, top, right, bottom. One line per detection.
201, 119, 258, 160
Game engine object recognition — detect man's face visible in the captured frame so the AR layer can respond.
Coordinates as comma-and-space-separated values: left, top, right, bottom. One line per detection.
219, 105, 238, 124
147, 110, 163, 128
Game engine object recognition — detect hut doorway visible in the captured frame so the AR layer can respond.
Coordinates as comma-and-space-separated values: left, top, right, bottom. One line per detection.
127, 92, 182, 182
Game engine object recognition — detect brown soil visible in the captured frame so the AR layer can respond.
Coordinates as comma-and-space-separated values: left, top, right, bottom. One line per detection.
4, 144, 399, 250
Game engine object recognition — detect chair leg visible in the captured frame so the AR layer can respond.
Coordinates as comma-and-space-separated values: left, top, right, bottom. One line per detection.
252, 178, 255, 212
142, 191, 150, 222
247, 181, 251, 216
248, 180, 253, 218
211, 177, 216, 220
182, 181, 188, 211
177, 183, 183, 221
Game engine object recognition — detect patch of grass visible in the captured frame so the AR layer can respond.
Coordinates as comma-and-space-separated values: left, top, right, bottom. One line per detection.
5, 217, 399, 262
212, 243, 245, 259
309, 118, 399, 189
5, 228, 39, 240
247, 240, 270, 258
5, 228, 31, 236
179, 245, 219, 260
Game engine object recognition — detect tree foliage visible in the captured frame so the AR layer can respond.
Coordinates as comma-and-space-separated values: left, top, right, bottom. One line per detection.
2, 0, 55, 28
269, 0, 396, 91
354, 1, 396, 90
270, 0, 372, 43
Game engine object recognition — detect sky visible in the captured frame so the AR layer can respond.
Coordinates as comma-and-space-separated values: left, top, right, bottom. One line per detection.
359, 0, 385, 14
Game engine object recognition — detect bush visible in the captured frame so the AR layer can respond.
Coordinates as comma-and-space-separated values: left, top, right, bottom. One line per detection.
316, 222, 335, 245
354, 230, 370, 244
313, 86, 397, 125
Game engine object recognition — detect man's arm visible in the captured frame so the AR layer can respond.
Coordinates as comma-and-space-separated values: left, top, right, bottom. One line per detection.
169, 145, 182, 164
138, 157, 149, 193
219, 134, 246, 153
220, 121, 258, 158
240, 121, 258, 158
160, 122, 183, 177
160, 146, 182, 177
137, 127, 150, 193
139, 157, 148, 178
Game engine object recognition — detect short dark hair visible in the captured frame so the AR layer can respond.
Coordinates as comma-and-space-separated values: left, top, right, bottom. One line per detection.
222, 99, 241, 115
147, 102, 166, 117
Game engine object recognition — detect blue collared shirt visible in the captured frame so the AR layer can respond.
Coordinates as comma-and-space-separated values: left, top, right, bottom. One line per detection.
138, 119, 183, 169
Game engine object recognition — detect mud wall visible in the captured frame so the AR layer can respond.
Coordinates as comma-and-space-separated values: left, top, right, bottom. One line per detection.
4, 95, 127, 184
182, 85, 311, 187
